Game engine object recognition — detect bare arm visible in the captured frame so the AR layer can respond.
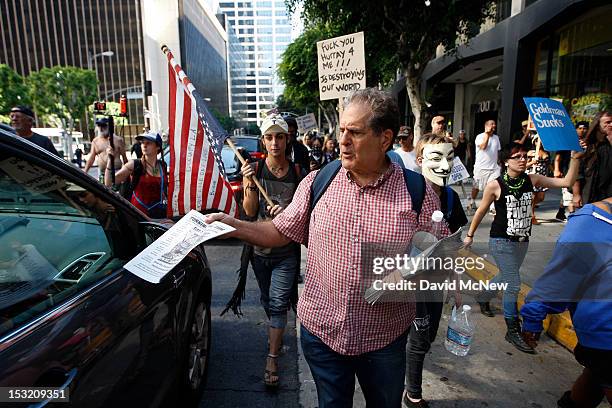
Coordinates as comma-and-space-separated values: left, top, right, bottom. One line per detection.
119, 139, 128, 164
464, 181, 500, 246
104, 158, 134, 187
553, 153, 562, 177
205, 213, 291, 248
84, 144, 97, 173
478, 133, 490, 150
530, 154, 582, 190
241, 162, 259, 217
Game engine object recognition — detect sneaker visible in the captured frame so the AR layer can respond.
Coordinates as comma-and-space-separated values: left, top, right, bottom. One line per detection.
555, 209, 567, 222
403, 394, 430, 408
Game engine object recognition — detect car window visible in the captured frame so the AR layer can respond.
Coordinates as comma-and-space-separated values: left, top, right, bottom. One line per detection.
221, 148, 240, 174
0, 154, 139, 337
232, 137, 260, 152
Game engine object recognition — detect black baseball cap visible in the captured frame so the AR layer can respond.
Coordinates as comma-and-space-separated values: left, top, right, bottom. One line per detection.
10, 105, 35, 119
95, 117, 109, 126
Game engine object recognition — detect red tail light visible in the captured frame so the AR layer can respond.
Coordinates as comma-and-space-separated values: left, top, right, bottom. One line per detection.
250, 151, 266, 160
229, 181, 242, 192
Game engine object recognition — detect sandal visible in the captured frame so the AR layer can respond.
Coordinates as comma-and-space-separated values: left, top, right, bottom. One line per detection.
264, 354, 279, 388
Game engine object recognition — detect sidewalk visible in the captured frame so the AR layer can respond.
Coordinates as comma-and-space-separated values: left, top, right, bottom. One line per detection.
295, 185, 604, 407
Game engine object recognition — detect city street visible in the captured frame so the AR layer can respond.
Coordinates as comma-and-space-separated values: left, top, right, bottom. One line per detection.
197, 189, 607, 408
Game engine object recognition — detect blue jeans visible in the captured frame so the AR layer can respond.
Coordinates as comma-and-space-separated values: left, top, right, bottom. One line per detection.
251, 254, 297, 329
481, 238, 529, 318
301, 324, 408, 408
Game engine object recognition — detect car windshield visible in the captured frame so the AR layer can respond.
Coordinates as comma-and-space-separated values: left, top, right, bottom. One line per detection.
221, 148, 241, 175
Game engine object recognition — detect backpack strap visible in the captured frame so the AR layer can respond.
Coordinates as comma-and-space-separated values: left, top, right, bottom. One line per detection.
402, 168, 426, 218
444, 186, 454, 221
308, 159, 342, 217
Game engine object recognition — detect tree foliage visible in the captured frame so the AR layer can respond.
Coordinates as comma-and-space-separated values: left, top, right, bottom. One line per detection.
285, 0, 494, 135
0, 64, 30, 115
27, 66, 98, 128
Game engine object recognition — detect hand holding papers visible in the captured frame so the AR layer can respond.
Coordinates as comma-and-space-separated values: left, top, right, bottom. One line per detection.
124, 210, 235, 283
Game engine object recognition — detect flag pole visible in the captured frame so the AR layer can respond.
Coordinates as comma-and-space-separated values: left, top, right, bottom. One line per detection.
226, 139, 275, 207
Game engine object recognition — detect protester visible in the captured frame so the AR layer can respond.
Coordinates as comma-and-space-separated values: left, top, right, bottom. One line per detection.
520, 196, 612, 408
284, 116, 310, 173
74, 146, 84, 168
554, 122, 588, 219
582, 111, 612, 204
321, 135, 338, 166
394, 125, 420, 172
302, 132, 313, 151
405, 133, 468, 408
205, 88, 445, 407
84, 117, 128, 183
240, 114, 303, 388
463, 143, 584, 354
104, 131, 167, 218
430, 115, 446, 136
308, 135, 324, 171
453, 129, 470, 167
468, 120, 501, 213
9, 105, 60, 156
526, 136, 550, 225
513, 120, 534, 151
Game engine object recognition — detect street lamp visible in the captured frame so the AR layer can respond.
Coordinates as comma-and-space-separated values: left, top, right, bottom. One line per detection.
87, 50, 114, 70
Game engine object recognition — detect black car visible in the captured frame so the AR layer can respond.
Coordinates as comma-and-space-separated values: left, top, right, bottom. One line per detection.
0, 129, 211, 407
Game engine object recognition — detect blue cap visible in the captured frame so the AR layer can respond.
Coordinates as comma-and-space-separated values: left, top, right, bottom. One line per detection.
136, 131, 163, 148
95, 117, 109, 126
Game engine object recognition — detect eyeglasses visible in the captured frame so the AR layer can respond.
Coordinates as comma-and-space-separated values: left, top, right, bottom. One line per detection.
509, 154, 528, 160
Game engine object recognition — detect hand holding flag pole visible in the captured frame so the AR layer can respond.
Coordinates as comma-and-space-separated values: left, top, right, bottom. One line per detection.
226, 139, 275, 208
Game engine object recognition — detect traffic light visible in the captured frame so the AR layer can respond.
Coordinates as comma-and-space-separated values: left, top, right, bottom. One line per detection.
93, 101, 106, 113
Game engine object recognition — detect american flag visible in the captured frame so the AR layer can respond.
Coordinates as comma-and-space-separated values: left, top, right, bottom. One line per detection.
163, 45, 239, 218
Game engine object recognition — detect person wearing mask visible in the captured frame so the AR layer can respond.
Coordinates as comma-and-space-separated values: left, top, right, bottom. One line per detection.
464, 143, 584, 354
205, 88, 446, 407
283, 116, 310, 173
520, 197, 612, 408
104, 132, 167, 218
84, 117, 128, 183
9, 106, 60, 156
394, 126, 420, 172
308, 136, 324, 171
240, 114, 303, 388
404, 133, 467, 408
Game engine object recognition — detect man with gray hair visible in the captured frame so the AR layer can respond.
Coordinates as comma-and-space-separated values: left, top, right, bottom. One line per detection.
9, 106, 60, 156
205, 88, 446, 407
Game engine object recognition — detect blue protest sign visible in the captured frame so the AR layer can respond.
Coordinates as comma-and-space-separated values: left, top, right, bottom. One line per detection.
523, 97, 582, 151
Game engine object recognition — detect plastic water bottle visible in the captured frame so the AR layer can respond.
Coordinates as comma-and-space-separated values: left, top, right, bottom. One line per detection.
431, 210, 444, 239
445, 305, 474, 356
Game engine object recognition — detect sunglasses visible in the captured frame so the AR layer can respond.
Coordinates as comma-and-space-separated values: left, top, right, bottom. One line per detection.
509, 154, 528, 160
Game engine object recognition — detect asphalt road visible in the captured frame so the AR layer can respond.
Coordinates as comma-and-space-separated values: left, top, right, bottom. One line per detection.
198, 241, 300, 408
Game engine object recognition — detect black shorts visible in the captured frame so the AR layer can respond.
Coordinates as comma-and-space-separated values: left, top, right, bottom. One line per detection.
574, 343, 612, 389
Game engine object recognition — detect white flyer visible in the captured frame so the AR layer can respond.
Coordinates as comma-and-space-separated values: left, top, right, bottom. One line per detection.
448, 157, 470, 185
124, 210, 235, 283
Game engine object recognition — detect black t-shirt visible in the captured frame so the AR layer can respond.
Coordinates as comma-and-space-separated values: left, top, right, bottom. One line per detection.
490, 173, 533, 239
454, 140, 468, 162
25, 133, 60, 156
557, 150, 571, 174
440, 187, 468, 233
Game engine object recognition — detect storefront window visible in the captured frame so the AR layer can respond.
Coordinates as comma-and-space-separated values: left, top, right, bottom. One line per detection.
531, 6, 612, 122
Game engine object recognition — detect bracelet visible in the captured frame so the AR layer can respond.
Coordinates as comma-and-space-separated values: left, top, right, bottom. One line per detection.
466, 233, 474, 238
246, 185, 257, 191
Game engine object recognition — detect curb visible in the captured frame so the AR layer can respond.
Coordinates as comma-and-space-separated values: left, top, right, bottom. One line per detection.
459, 249, 577, 350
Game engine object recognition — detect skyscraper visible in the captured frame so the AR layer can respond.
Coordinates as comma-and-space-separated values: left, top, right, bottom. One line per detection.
218, 1, 294, 127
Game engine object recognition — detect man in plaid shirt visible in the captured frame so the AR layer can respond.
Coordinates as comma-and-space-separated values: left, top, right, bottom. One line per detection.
206, 88, 446, 407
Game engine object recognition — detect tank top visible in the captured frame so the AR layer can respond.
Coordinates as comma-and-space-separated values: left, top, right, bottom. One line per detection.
490, 172, 533, 240
130, 162, 165, 217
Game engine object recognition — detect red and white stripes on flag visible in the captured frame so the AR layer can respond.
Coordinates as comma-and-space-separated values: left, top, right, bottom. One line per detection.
163, 46, 239, 218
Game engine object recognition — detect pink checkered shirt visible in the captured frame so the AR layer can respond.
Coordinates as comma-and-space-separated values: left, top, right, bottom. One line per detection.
273, 162, 448, 355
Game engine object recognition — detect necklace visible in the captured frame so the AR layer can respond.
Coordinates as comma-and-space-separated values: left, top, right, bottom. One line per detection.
147, 160, 159, 176
268, 162, 287, 176
503, 171, 524, 195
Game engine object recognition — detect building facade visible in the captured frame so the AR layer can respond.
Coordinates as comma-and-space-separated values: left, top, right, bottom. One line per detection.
397, 0, 611, 145
218, 0, 294, 127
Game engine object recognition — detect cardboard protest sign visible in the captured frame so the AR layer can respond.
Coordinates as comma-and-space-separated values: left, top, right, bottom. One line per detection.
317, 32, 366, 101
448, 157, 470, 185
523, 97, 582, 151
296, 113, 318, 133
